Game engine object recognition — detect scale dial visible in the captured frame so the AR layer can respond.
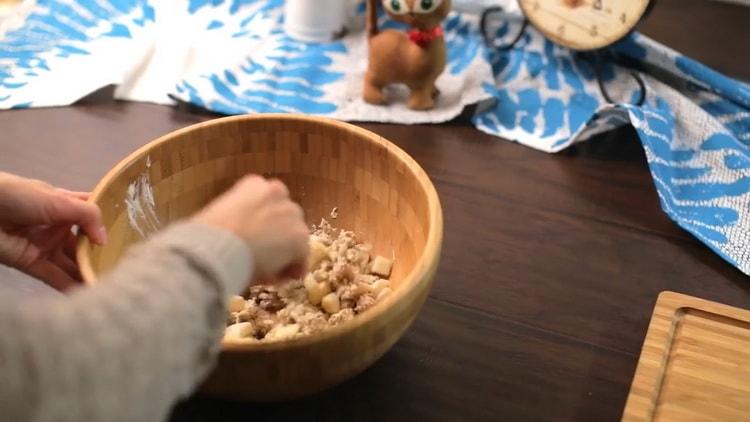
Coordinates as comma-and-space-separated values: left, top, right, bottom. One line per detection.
518, 0, 654, 51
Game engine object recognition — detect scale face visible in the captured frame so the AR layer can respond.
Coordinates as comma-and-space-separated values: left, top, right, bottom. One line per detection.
518, 0, 654, 51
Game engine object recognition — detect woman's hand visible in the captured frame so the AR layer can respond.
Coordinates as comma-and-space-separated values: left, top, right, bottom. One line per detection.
193, 175, 309, 284
0, 172, 107, 291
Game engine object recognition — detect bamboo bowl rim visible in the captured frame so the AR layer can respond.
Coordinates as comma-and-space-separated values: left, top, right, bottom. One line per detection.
77, 114, 443, 352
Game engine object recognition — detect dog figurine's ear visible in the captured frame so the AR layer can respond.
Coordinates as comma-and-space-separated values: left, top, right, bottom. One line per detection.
364, 0, 452, 110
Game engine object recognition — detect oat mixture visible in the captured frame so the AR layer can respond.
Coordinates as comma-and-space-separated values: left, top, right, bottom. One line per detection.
224, 219, 394, 343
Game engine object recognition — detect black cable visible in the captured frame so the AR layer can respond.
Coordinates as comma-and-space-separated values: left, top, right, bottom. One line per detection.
480, 7, 647, 107
588, 51, 648, 107
480, 6, 528, 51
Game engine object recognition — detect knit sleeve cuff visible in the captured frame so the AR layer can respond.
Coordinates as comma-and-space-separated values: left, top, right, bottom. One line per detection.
147, 222, 252, 296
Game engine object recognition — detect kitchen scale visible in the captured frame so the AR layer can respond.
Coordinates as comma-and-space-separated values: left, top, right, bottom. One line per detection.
480, 0, 657, 105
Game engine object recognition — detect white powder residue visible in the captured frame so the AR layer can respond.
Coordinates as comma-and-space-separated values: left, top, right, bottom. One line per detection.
125, 166, 161, 238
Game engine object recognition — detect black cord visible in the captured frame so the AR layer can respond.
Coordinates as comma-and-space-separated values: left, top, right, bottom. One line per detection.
479, 6, 528, 51
587, 51, 647, 107
480, 7, 647, 107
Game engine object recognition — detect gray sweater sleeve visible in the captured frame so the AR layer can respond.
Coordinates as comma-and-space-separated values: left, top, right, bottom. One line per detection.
0, 222, 251, 422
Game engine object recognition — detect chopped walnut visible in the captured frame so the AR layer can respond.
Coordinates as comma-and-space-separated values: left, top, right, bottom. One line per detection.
338, 285, 356, 302
254, 316, 278, 338
224, 218, 394, 343
331, 262, 354, 282
236, 309, 252, 322
355, 294, 377, 313
248, 286, 285, 313
340, 299, 355, 310
356, 274, 378, 284
300, 316, 328, 335
328, 308, 355, 326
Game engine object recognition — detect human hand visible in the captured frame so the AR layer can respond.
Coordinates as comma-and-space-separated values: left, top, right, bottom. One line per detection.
192, 175, 309, 283
0, 172, 107, 291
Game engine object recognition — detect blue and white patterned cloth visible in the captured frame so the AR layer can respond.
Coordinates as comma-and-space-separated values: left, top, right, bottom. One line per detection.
475, 24, 750, 275
0, 0, 493, 120
1, 0, 748, 275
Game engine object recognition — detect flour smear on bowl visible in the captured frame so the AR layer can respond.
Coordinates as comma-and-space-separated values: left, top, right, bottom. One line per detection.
125, 159, 161, 238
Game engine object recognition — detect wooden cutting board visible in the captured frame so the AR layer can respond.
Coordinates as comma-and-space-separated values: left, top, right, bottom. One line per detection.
622, 291, 750, 422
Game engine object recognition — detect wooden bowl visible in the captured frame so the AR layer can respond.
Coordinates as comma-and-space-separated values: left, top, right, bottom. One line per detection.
77, 114, 443, 401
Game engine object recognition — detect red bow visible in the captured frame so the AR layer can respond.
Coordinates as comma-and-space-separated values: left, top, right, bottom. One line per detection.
408, 26, 444, 48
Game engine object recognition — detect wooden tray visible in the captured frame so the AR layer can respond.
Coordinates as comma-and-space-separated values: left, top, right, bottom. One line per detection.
622, 291, 750, 421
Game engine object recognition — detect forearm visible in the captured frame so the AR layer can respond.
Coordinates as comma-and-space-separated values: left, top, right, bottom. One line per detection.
0, 222, 250, 422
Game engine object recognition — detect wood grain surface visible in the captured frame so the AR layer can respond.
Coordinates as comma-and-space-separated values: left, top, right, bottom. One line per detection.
623, 292, 750, 422
0, 0, 748, 420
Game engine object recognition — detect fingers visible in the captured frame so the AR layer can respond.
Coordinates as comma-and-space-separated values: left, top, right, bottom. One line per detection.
233, 174, 264, 195
59, 231, 83, 281
47, 195, 107, 245
236, 175, 289, 198
291, 201, 304, 221
0, 223, 82, 288
0, 175, 104, 254
49, 189, 105, 247
195, 174, 308, 285
24, 225, 69, 254
51, 248, 82, 282
279, 219, 309, 281
0, 228, 38, 268
0, 174, 106, 245
271, 201, 308, 281
0, 226, 76, 271
63, 231, 78, 260
267, 179, 290, 198
24, 259, 80, 291
57, 189, 90, 201
280, 263, 306, 280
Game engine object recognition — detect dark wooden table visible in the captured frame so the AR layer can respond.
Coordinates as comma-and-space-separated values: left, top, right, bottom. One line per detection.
1, 1, 749, 420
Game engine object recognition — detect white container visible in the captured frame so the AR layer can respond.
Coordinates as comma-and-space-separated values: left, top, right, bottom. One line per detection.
284, 0, 348, 43
0, 0, 33, 37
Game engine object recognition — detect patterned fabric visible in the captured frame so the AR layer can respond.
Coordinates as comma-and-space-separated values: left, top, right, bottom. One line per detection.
475, 17, 750, 274
1, 0, 748, 274
0, 0, 156, 107
0, 0, 493, 121
172, 0, 493, 122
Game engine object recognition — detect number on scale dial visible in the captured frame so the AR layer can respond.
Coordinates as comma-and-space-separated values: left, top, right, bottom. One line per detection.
519, 0, 653, 51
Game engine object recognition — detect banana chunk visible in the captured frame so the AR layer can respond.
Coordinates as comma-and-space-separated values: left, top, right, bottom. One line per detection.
370, 256, 393, 278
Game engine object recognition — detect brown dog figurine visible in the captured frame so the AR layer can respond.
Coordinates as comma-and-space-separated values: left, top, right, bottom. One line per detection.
364, 0, 451, 110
